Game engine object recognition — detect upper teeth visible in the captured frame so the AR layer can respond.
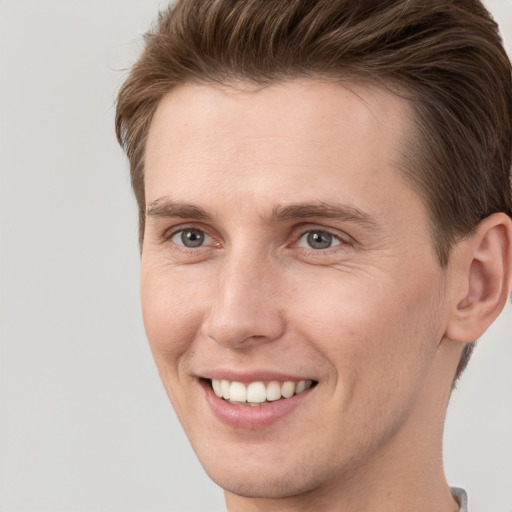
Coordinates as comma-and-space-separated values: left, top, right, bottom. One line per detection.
211, 379, 313, 404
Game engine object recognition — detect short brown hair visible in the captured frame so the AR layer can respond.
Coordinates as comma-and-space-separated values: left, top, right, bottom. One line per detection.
116, 0, 512, 379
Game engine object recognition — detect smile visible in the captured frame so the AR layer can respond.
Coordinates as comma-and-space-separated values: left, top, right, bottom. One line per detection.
210, 378, 315, 405
203, 376, 318, 428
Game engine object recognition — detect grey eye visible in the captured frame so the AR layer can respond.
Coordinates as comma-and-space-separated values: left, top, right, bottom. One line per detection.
298, 230, 341, 250
172, 229, 207, 248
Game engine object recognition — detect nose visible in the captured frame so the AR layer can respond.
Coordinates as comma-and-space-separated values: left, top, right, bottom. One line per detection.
202, 250, 286, 349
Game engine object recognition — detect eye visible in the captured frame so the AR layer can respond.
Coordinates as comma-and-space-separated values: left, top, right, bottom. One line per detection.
297, 230, 342, 250
171, 228, 212, 248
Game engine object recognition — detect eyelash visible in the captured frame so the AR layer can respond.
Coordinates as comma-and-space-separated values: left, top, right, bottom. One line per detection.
294, 229, 344, 251
163, 224, 349, 254
164, 225, 216, 250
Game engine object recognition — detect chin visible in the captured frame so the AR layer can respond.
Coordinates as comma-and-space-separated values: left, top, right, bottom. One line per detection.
209, 467, 319, 500
196, 444, 332, 500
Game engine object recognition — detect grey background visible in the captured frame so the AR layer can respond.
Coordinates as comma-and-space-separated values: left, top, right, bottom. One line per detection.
0, 1, 510, 511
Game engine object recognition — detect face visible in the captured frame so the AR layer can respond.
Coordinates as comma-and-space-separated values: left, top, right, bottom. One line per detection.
142, 80, 452, 501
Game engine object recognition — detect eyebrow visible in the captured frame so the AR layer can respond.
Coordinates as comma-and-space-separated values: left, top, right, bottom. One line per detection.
146, 197, 380, 230
268, 202, 381, 230
146, 198, 213, 221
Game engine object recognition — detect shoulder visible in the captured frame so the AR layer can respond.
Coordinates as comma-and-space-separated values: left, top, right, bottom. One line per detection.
451, 487, 468, 512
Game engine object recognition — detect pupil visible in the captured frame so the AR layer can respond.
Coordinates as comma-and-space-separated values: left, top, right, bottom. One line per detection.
307, 231, 332, 249
181, 230, 204, 247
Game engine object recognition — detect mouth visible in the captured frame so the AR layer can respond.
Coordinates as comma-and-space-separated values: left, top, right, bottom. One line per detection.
206, 378, 317, 406
199, 373, 319, 428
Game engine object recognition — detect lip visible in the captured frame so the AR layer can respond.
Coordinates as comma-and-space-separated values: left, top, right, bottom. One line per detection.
199, 377, 315, 429
202, 369, 315, 384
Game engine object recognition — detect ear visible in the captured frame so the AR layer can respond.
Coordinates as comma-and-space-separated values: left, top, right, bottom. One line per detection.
445, 212, 512, 343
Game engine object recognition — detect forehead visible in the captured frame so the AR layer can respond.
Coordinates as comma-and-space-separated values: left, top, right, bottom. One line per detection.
144, 80, 421, 223
146, 79, 412, 167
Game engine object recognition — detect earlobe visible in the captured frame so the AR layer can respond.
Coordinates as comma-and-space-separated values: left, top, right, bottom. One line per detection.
445, 213, 512, 343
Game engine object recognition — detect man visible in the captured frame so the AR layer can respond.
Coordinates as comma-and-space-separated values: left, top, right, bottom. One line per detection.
115, 1, 512, 510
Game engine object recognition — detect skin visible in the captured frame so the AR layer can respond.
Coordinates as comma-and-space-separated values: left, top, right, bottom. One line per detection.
140, 80, 511, 511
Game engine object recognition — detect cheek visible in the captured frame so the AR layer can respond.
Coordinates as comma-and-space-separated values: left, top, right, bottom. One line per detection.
293, 272, 442, 388
140, 266, 205, 373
